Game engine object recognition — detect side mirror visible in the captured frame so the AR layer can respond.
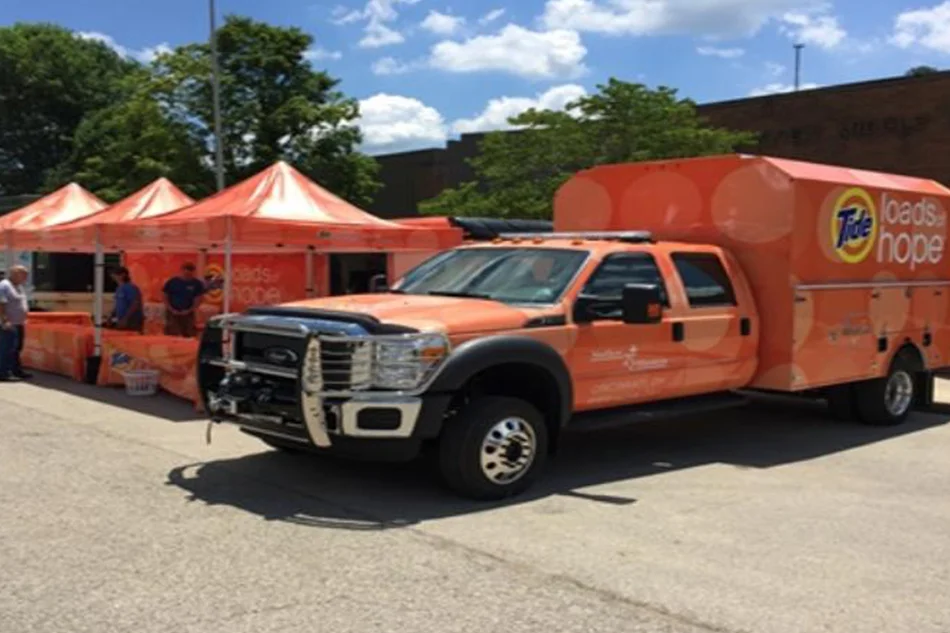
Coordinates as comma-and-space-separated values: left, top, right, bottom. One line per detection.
621, 284, 663, 324
369, 274, 389, 293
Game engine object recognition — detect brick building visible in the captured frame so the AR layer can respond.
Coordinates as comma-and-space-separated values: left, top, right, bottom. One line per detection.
368, 71, 950, 218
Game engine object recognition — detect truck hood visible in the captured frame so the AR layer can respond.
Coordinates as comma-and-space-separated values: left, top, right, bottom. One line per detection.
278, 293, 555, 335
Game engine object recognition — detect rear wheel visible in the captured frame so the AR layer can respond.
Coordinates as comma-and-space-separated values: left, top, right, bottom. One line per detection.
854, 352, 918, 426
438, 396, 548, 500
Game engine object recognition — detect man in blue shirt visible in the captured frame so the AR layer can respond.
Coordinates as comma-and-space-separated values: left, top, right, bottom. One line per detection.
109, 267, 144, 332
163, 262, 205, 337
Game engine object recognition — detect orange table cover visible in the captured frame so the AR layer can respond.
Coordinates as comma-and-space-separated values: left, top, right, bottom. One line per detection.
27, 312, 93, 327
22, 324, 94, 381
97, 335, 201, 407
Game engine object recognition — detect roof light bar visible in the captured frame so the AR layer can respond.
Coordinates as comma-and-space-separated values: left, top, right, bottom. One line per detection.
497, 231, 654, 244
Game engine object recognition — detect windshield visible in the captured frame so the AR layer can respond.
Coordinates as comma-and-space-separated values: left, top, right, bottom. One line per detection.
394, 247, 588, 305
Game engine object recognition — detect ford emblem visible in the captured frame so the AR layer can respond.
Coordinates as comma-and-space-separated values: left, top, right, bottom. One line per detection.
263, 347, 299, 366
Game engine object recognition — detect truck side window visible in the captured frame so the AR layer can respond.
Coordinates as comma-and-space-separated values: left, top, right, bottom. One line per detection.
581, 254, 669, 307
671, 253, 737, 308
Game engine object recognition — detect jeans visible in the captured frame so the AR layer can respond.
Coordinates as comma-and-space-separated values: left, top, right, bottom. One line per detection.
0, 324, 21, 377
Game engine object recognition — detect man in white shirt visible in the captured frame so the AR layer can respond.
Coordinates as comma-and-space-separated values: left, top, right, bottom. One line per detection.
0, 265, 31, 381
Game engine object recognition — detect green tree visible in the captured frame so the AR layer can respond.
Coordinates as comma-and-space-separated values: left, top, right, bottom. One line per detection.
906, 65, 939, 76
421, 79, 757, 219
49, 79, 213, 202
0, 23, 137, 195
151, 15, 379, 205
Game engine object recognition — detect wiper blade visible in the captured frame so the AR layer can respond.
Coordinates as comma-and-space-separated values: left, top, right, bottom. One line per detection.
426, 290, 494, 300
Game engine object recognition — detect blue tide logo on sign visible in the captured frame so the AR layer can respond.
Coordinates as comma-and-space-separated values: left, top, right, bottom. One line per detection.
830, 188, 877, 264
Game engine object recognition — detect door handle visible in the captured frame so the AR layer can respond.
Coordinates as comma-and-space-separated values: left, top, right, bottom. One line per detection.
672, 322, 685, 342
740, 317, 751, 336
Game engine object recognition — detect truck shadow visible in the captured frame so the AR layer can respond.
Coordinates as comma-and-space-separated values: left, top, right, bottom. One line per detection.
165, 396, 950, 530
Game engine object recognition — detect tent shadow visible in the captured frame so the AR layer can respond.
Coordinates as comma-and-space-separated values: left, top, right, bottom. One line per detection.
25, 371, 199, 423
165, 396, 950, 530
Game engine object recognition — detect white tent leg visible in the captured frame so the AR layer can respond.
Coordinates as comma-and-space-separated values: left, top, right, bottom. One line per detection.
223, 218, 233, 314
4, 235, 13, 273
93, 235, 105, 357
305, 248, 315, 298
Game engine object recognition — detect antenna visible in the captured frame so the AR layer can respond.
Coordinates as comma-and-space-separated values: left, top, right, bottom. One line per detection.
794, 43, 805, 91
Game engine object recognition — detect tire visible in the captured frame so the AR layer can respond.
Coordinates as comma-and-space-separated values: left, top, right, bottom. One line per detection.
854, 352, 918, 426
438, 396, 548, 501
826, 383, 860, 421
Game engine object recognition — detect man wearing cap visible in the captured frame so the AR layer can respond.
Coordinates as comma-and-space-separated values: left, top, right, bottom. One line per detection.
0, 265, 31, 381
162, 263, 205, 338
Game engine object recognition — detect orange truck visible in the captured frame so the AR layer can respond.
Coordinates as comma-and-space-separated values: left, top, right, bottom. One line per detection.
199, 155, 950, 499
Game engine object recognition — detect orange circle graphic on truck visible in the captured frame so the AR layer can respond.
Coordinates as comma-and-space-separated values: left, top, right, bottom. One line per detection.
830, 187, 877, 264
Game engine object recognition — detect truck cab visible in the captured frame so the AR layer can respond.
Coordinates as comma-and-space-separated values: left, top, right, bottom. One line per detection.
199, 232, 767, 499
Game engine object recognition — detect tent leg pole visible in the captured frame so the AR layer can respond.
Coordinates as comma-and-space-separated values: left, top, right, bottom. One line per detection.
93, 239, 104, 357
223, 220, 233, 314
305, 248, 315, 298
4, 235, 13, 272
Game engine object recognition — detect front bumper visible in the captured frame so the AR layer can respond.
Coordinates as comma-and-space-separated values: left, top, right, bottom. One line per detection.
198, 312, 451, 460
207, 384, 451, 459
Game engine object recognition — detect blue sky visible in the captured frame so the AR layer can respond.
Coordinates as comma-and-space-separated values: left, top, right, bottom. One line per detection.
3, 0, 950, 154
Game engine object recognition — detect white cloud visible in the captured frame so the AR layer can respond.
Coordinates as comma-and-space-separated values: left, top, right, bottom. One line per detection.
749, 82, 821, 96
371, 56, 414, 75
304, 47, 343, 61
540, 0, 835, 39
137, 43, 173, 63
76, 31, 171, 63
452, 84, 587, 134
421, 10, 465, 35
361, 21, 406, 47
333, 0, 421, 49
765, 61, 786, 77
891, 2, 950, 53
430, 24, 587, 79
358, 93, 448, 153
780, 9, 846, 48
480, 8, 506, 25
697, 46, 744, 58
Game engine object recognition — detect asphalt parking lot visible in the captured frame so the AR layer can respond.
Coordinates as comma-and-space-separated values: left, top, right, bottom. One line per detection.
2, 374, 949, 633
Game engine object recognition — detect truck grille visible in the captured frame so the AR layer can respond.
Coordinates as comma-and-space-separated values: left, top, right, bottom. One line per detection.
234, 331, 370, 394
319, 338, 372, 392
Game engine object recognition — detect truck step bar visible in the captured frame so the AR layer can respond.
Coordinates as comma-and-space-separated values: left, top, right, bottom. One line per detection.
568, 392, 748, 433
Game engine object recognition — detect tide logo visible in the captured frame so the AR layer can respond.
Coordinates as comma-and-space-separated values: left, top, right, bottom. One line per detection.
203, 263, 224, 305
830, 188, 878, 264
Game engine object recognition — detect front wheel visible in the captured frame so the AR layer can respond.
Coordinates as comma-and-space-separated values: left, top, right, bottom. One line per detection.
438, 396, 548, 500
854, 353, 918, 426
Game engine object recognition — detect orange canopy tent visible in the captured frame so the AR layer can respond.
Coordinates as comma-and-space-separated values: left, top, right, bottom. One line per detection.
4, 179, 194, 357
9, 178, 195, 253
103, 161, 460, 254
98, 161, 461, 312
1, 183, 106, 268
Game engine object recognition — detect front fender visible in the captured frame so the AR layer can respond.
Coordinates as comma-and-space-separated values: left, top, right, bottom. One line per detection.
427, 335, 573, 427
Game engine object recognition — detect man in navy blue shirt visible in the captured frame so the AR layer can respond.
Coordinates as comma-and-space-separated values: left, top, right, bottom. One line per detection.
110, 267, 144, 332
163, 262, 205, 337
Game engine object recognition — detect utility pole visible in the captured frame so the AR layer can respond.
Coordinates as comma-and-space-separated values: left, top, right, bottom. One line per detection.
210, 0, 226, 191
794, 43, 805, 91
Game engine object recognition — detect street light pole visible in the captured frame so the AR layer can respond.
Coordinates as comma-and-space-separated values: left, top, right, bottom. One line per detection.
209, 0, 226, 191
793, 43, 805, 91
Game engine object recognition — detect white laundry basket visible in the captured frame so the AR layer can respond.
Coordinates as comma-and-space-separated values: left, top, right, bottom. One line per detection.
120, 369, 161, 396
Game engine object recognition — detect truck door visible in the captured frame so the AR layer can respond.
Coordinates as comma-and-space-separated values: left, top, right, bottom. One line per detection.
570, 252, 685, 411
667, 251, 754, 394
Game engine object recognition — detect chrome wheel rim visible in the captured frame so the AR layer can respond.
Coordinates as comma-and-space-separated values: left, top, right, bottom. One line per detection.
885, 370, 914, 417
480, 417, 537, 485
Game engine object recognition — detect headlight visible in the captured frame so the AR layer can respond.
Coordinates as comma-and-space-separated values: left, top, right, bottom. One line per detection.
372, 333, 449, 390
